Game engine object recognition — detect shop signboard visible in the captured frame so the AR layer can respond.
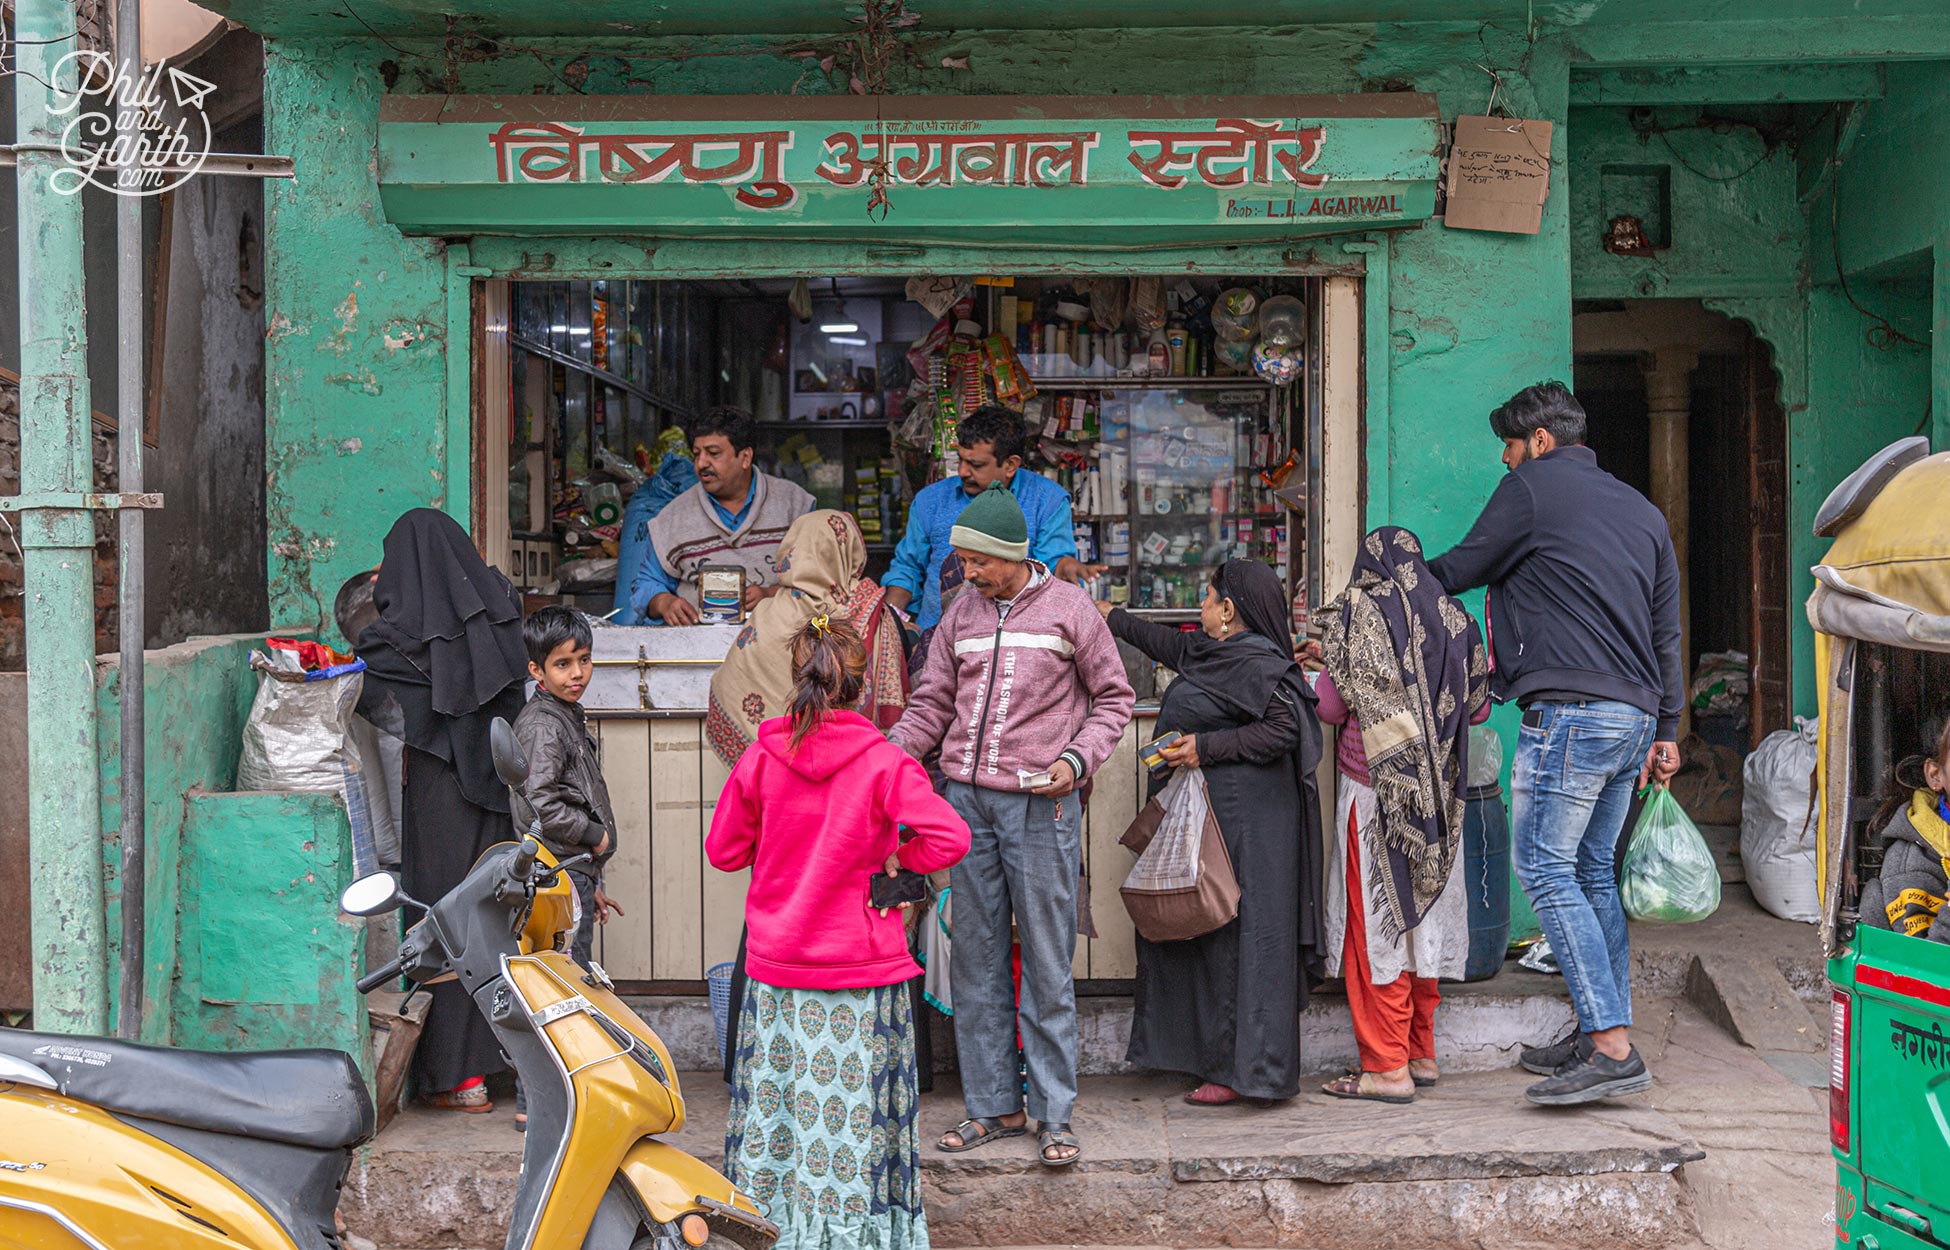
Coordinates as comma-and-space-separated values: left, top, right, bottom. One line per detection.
376, 93, 1439, 241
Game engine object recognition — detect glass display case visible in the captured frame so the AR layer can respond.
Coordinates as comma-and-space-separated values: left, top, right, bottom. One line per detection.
1029, 378, 1295, 617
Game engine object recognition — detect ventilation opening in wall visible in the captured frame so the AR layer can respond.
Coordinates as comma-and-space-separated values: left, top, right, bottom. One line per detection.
1600, 163, 1672, 251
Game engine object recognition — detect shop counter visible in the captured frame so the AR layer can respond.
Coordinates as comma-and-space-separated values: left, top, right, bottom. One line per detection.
575, 623, 1159, 989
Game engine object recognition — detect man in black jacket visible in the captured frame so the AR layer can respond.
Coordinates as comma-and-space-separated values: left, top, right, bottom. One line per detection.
1428, 381, 1683, 1106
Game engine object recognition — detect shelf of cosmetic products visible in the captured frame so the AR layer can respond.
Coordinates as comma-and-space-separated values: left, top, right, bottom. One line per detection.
1022, 377, 1297, 615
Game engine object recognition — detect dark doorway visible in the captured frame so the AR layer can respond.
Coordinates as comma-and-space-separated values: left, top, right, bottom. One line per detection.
1572, 303, 1790, 751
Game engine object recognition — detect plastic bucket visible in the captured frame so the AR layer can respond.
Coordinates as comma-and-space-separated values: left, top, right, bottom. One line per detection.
1461, 783, 1512, 982
707, 961, 736, 1063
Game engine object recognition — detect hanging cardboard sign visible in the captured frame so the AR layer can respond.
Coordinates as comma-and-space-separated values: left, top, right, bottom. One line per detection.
1443, 115, 1553, 235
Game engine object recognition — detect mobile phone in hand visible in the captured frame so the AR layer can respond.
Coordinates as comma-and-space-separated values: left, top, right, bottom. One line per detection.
870, 867, 932, 910
1140, 730, 1183, 774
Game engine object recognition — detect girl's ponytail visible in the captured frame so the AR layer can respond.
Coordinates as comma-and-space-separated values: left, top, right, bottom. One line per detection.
787, 613, 867, 748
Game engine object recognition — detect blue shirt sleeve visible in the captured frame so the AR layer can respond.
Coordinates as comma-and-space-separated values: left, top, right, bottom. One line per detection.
1028, 481, 1079, 567
628, 532, 679, 617
884, 492, 932, 596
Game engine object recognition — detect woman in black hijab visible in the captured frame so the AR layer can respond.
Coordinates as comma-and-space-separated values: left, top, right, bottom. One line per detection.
356, 509, 529, 1112
1097, 559, 1324, 1104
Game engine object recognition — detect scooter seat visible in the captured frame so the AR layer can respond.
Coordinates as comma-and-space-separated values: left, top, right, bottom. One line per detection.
0, 1029, 375, 1149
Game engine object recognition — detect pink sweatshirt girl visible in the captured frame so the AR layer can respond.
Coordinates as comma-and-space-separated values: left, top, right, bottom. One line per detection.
707, 709, 970, 990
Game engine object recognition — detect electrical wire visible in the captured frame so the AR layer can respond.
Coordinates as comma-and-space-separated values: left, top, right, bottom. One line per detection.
1824, 106, 1928, 353
1654, 128, 1772, 185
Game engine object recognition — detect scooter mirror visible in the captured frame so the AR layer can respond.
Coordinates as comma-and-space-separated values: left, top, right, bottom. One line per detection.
491, 716, 529, 788
341, 872, 404, 917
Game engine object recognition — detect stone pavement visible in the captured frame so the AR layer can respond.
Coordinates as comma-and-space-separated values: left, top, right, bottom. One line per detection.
343, 887, 1836, 1250
343, 993, 1834, 1250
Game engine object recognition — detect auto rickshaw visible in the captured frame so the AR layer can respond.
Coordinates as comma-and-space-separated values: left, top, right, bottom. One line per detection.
1810, 436, 1950, 1249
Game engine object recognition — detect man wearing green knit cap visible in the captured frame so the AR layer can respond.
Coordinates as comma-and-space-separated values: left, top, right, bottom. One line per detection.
948, 477, 1032, 562
890, 482, 1136, 1168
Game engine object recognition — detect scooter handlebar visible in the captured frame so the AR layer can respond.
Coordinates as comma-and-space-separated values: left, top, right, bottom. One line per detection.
510, 836, 540, 882
357, 954, 404, 995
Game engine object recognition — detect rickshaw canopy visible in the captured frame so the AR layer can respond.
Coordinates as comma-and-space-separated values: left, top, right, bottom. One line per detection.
1808, 439, 1950, 651
1808, 437, 1948, 953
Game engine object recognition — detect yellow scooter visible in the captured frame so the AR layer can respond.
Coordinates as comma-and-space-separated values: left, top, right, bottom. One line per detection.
0, 718, 777, 1250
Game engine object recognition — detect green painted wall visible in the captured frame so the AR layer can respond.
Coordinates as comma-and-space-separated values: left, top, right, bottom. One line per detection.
1802, 63, 1946, 699
257, 25, 1929, 728
260, 22, 1568, 677
1570, 106, 1805, 302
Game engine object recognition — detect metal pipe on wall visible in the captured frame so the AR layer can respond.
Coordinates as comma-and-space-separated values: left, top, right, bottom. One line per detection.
115, 0, 148, 1041
17, 0, 108, 1034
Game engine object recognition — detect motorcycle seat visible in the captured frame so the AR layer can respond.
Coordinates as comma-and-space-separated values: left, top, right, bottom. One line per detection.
0, 1029, 375, 1150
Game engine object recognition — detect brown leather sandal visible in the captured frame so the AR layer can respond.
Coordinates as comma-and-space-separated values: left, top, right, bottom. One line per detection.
1321, 1071, 1415, 1105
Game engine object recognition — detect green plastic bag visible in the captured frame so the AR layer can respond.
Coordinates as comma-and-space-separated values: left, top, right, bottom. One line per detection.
1620, 785, 1722, 924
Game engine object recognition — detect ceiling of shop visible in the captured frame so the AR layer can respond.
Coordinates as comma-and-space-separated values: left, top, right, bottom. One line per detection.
187, 0, 1946, 40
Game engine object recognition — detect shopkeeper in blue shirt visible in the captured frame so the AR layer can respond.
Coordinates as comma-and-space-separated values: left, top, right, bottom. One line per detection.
884, 405, 1104, 630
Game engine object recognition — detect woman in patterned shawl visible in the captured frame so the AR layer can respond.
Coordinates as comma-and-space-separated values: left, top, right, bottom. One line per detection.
707, 509, 908, 769
1310, 527, 1490, 1104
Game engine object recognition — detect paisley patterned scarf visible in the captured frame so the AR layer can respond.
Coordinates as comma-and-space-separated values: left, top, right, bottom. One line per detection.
1321, 527, 1489, 940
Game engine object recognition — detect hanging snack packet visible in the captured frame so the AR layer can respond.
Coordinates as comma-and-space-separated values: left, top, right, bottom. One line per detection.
984, 333, 1036, 404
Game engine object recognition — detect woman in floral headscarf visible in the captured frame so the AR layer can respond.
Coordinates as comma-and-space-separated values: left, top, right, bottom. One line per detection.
707, 509, 909, 770
706, 510, 914, 1090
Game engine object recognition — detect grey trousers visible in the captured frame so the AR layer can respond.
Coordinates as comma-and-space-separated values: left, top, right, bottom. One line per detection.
945, 781, 1082, 1125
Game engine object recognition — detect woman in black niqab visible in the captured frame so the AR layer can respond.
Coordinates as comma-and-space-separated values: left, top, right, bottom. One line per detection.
356, 508, 528, 1110
1101, 559, 1325, 1104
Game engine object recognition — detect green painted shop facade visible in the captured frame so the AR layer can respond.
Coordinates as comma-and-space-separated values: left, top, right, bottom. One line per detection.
71, 1, 1950, 1053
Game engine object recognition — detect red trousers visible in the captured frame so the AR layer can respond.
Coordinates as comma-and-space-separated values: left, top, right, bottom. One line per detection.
1343, 805, 1441, 1073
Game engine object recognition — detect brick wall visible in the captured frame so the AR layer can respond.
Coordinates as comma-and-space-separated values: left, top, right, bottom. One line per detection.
0, 380, 120, 671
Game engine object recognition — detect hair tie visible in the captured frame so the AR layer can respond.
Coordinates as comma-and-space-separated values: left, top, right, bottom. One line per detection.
810, 614, 830, 637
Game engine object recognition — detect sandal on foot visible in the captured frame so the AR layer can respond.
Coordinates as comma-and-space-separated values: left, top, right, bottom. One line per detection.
425, 1086, 494, 1114
1038, 1122, 1081, 1168
1409, 1060, 1440, 1088
1184, 1082, 1242, 1106
937, 1117, 1025, 1153
1321, 1071, 1415, 1105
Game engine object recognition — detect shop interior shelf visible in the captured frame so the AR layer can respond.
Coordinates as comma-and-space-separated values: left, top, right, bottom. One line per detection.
760, 419, 889, 430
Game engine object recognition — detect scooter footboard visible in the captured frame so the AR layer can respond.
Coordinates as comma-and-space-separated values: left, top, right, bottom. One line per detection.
616, 1140, 778, 1248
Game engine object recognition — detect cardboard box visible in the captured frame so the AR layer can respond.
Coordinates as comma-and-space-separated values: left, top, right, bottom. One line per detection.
1444, 115, 1554, 235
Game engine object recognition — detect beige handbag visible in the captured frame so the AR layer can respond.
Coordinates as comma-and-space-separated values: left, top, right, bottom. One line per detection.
1118, 767, 1240, 942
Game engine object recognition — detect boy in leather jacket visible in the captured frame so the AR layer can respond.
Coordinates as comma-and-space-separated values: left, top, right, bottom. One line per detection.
510, 606, 621, 966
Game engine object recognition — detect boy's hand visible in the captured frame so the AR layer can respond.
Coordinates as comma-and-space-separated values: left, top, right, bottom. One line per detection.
593, 830, 612, 856
593, 887, 622, 925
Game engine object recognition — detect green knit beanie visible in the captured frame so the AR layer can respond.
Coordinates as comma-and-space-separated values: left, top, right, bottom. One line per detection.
949, 481, 1030, 562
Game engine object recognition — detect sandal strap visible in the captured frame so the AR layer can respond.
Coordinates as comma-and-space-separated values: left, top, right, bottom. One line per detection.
948, 1117, 1004, 1143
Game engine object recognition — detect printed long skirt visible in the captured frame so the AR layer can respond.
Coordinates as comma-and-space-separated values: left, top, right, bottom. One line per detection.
724, 980, 928, 1250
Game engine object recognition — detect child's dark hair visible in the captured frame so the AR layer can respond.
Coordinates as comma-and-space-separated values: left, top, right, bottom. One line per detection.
787, 615, 866, 748
523, 605, 592, 666
1869, 709, 1950, 838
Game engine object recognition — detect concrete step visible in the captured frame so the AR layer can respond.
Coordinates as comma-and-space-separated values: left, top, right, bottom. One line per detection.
629, 969, 1578, 1081
342, 1070, 1704, 1250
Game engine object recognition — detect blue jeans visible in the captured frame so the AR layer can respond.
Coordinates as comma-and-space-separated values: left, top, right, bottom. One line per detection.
945, 781, 1082, 1124
1510, 700, 1657, 1035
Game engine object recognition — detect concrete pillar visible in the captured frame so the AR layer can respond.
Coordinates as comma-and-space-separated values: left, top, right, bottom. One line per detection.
1645, 348, 1697, 741
17, 0, 108, 1033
